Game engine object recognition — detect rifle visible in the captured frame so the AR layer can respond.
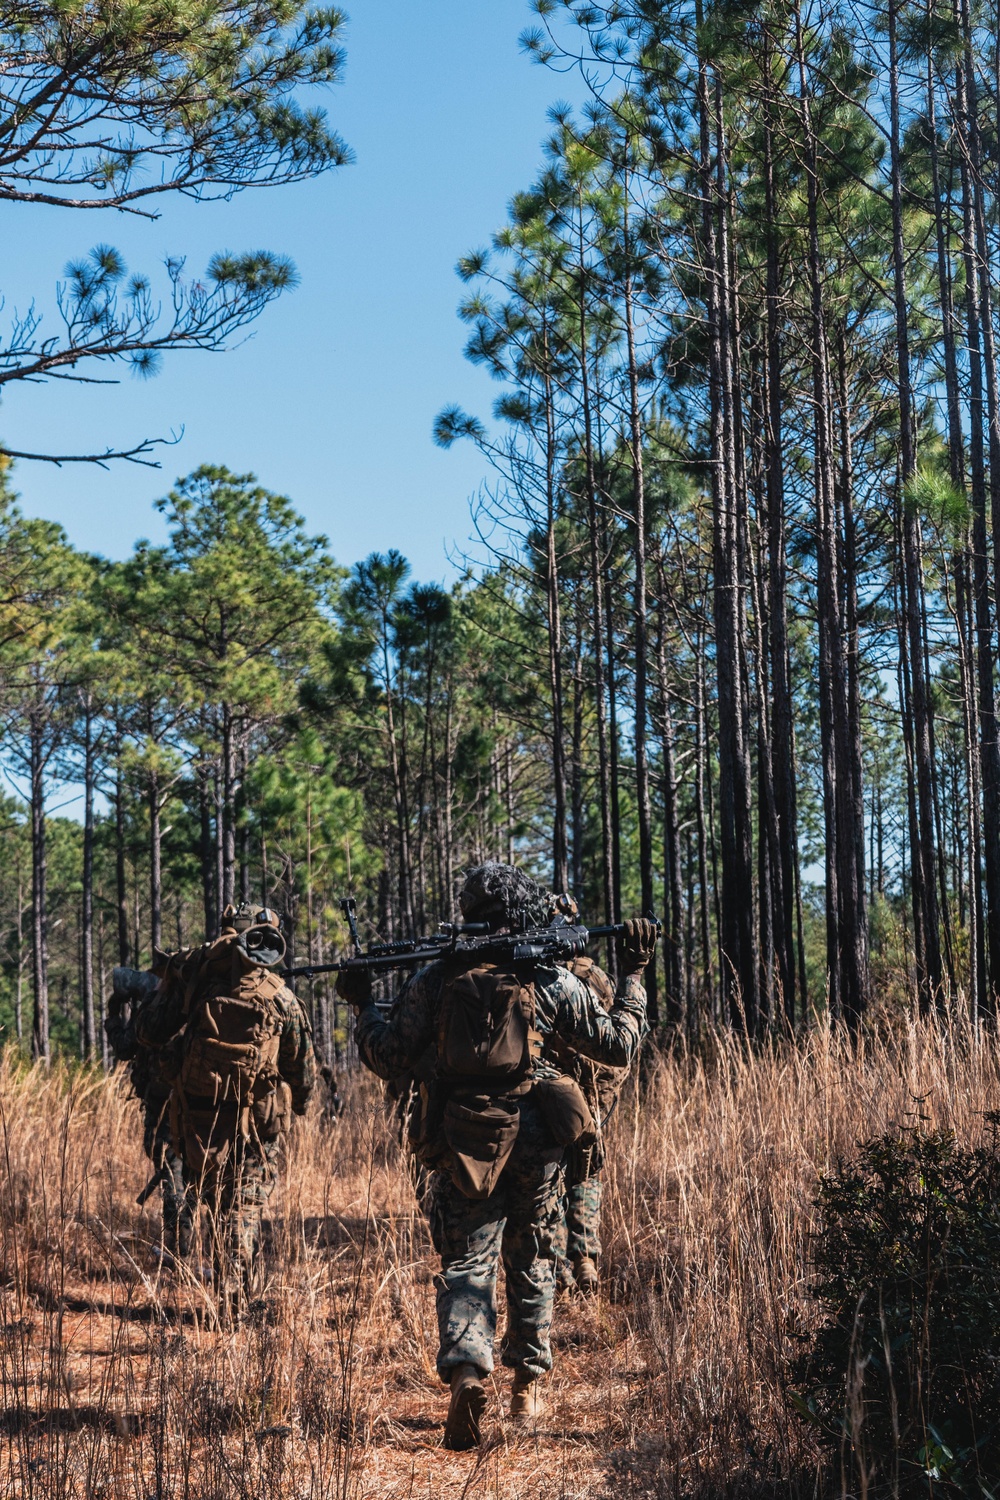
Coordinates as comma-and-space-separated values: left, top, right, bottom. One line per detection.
283, 897, 660, 980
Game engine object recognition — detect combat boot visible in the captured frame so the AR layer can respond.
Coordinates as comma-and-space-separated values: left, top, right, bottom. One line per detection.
509, 1375, 545, 1423
443, 1362, 487, 1451
573, 1254, 599, 1296
555, 1256, 577, 1298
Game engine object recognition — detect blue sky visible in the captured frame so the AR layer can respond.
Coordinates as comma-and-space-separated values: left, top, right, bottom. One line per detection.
3, 1, 582, 581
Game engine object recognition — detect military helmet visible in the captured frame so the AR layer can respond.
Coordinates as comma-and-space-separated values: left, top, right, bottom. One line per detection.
222, 901, 279, 934
458, 862, 548, 930
223, 904, 286, 967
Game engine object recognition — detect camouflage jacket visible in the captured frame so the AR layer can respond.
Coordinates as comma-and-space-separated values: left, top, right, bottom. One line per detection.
135, 945, 316, 1115
355, 960, 647, 1085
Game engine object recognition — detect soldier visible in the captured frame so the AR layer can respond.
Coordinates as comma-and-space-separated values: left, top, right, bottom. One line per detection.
545, 895, 628, 1298
104, 964, 194, 1261
336, 861, 656, 1450
136, 904, 315, 1290
551, 955, 625, 1296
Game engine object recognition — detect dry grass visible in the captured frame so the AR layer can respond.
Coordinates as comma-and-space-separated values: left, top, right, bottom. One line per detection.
0, 1018, 997, 1499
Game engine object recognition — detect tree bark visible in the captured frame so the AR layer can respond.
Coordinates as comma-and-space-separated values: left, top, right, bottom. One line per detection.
115, 741, 130, 966
148, 762, 162, 955
199, 764, 218, 940
797, 3, 868, 1026
81, 693, 96, 1059
622, 157, 657, 1021
889, 0, 942, 1010
699, 50, 757, 1029
221, 702, 236, 911
576, 188, 616, 937
29, 710, 49, 1062
542, 328, 569, 894
763, 56, 798, 1027
957, 48, 1000, 1009
655, 562, 684, 1025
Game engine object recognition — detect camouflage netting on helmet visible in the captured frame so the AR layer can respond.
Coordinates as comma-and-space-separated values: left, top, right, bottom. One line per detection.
458, 863, 549, 928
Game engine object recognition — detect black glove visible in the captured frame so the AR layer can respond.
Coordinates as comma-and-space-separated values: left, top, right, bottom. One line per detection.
617, 918, 658, 976
336, 967, 373, 1010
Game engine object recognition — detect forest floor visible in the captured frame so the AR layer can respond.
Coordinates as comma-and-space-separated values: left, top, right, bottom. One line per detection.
1, 1016, 996, 1500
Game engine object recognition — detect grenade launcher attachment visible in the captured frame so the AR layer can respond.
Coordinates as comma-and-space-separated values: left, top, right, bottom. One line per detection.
282, 899, 661, 980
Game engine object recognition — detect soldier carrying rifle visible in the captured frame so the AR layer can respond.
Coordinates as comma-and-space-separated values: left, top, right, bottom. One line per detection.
333, 861, 656, 1450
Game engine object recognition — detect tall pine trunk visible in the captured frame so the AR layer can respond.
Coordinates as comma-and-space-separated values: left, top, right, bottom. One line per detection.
622, 157, 657, 1021
29, 709, 49, 1062
199, 764, 218, 939
889, 0, 942, 1010
699, 52, 757, 1028
148, 763, 162, 955
576, 194, 616, 935
81, 694, 96, 1058
763, 58, 798, 1026
957, 48, 1000, 1009
221, 702, 236, 912
542, 333, 569, 894
797, 5, 868, 1026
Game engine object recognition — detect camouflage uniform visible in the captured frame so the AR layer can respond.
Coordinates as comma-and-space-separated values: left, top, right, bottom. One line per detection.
549, 956, 628, 1276
136, 945, 315, 1274
105, 972, 194, 1256
354, 961, 646, 1383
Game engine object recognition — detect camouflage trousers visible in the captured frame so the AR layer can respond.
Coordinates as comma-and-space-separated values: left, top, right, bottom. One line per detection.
426, 1101, 563, 1384
179, 1107, 282, 1277
142, 1095, 194, 1258
554, 1172, 603, 1266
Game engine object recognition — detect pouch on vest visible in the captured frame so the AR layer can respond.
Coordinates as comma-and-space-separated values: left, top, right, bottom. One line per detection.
442, 1094, 521, 1199
169, 1092, 233, 1177
407, 1078, 449, 1168
253, 1080, 292, 1142
532, 1075, 595, 1146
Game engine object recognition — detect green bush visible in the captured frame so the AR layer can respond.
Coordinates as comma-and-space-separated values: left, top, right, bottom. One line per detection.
796, 1126, 1000, 1498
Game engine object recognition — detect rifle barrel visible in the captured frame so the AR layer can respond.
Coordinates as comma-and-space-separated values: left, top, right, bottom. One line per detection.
584, 918, 662, 940
283, 949, 445, 979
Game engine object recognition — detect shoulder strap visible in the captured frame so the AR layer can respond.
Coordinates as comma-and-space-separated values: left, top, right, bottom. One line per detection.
253, 969, 289, 1013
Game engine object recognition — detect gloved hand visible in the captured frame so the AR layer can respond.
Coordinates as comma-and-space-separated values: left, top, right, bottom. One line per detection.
617, 918, 658, 976
336, 966, 373, 1010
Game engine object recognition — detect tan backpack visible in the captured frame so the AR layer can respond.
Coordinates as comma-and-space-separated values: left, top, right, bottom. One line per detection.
169, 936, 291, 1168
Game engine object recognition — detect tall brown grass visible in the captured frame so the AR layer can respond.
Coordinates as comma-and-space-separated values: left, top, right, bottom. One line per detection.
0, 1018, 996, 1499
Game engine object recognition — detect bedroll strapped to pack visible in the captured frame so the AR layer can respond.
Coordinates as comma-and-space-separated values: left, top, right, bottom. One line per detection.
434, 963, 540, 1200
169, 935, 291, 1172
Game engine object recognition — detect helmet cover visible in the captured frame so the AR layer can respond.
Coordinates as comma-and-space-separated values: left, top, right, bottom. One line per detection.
458, 863, 548, 929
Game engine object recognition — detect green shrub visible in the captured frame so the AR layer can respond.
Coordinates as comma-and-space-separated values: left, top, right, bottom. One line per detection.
796, 1125, 1000, 1498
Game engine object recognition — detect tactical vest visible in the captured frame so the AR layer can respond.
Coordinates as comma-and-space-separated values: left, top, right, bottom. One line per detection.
168, 935, 292, 1171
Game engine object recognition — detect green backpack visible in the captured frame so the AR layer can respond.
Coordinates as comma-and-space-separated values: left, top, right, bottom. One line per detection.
428, 963, 538, 1200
